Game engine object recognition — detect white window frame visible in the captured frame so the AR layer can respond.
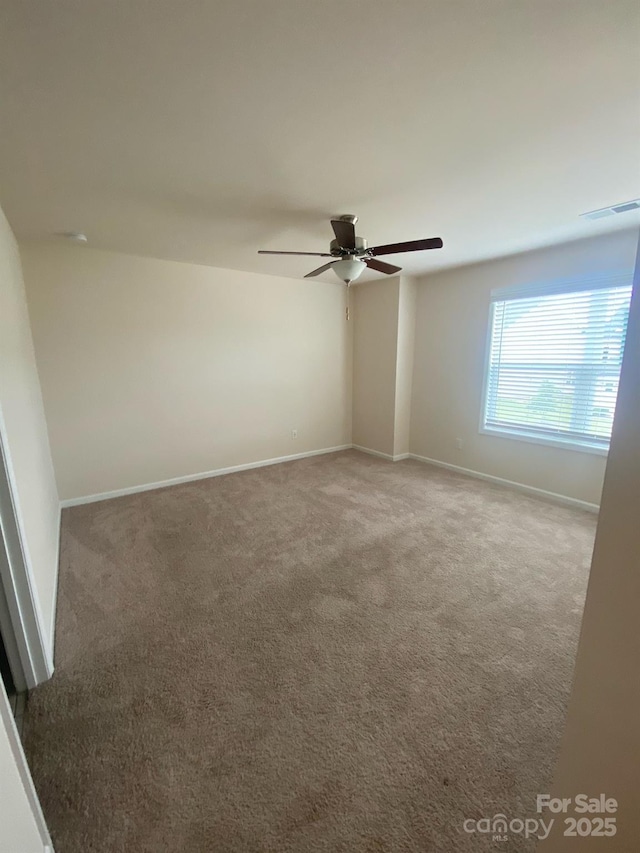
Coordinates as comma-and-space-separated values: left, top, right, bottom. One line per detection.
479, 271, 633, 456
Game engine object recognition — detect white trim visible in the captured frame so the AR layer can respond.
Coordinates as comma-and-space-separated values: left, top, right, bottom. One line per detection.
479, 424, 609, 456
0, 405, 52, 686
352, 447, 410, 462
351, 444, 395, 462
60, 445, 352, 508
0, 683, 54, 851
408, 453, 600, 513
479, 299, 496, 436
59, 440, 599, 520
490, 268, 633, 301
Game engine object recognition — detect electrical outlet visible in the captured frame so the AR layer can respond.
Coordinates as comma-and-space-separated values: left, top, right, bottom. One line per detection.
291, 429, 298, 440
455, 438, 464, 450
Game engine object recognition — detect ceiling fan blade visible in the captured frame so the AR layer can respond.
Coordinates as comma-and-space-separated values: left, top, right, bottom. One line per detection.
331, 219, 357, 250
258, 250, 334, 257
364, 258, 402, 275
304, 261, 338, 278
369, 237, 443, 256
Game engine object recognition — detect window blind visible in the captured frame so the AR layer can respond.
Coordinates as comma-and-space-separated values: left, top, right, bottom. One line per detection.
483, 275, 633, 451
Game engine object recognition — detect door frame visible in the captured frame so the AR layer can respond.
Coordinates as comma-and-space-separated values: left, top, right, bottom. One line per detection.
0, 677, 54, 851
0, 409, 51, 689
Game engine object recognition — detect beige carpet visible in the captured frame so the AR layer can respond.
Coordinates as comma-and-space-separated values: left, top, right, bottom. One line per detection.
24, 450, 596, 852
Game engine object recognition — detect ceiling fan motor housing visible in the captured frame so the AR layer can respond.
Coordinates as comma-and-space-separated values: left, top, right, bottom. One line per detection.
330, 236, 368, 256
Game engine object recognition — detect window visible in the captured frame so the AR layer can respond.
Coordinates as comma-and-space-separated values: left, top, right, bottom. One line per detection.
481, 274, 633, 453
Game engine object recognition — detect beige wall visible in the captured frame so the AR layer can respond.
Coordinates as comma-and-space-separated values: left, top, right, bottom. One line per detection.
410, 229, 639, 506
0, 207, 59, 660
541, 236, 640, 851
22, 230, 636, 508
352, 278, 400, 457
352, 276, 417, 459
394, 277, 417, 458
21, 242, 351, 501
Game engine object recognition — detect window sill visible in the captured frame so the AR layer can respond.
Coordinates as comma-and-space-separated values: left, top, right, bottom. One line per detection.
479, 425, 609, 457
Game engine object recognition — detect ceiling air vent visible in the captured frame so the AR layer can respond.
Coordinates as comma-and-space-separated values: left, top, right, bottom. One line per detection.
580, 199, 640, 221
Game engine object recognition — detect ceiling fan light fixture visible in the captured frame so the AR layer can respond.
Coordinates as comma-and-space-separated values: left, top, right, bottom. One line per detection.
332, 257, 365, 284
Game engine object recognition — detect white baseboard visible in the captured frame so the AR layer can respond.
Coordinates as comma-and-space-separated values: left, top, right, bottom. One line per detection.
60, 443, 599, 515
60, 445, 352, 508
408, 453, 600, 513
352, 444, 395, 461
352, 445, 409, 462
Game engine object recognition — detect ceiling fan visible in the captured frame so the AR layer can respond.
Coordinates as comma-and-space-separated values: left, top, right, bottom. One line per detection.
258, 215, 443, 284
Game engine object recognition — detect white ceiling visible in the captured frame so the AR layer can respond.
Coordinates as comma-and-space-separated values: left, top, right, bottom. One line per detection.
1, 0, 639, 282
